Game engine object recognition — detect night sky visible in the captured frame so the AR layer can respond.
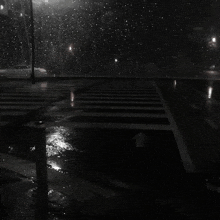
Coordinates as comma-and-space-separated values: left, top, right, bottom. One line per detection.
0, 0, 214, 70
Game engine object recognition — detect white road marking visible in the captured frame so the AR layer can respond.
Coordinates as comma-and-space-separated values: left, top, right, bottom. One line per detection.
0, 96, 53, 100
45, 121, 172, 130
0, 111, 28, 116
78, 93, 159, 97
68, 112, 167, 118
76, 97, 161, 101
74, 100, 162, 105
70, 105, 165, 111
154, 82, 195, 173
0, 106, 41, 110
0, 102, 46, 105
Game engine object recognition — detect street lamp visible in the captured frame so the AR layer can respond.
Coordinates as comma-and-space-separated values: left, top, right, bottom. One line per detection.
29, 0, 35, 84
212, 37, 216, 43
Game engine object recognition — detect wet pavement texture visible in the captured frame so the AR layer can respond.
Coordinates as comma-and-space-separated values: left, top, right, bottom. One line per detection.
156, 79, 220, 173
1, 78, 220, 219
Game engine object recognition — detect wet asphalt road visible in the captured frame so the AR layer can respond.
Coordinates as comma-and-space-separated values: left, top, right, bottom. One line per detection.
1, 78, 220, 219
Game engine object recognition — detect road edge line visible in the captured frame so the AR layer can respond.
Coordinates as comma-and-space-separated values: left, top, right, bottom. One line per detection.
154, 82, 195, 173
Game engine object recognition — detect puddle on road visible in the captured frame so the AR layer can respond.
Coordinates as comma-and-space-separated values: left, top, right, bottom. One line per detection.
0, 125, 185, 188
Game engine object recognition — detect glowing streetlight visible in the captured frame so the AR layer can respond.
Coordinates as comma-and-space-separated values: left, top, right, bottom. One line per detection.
208, 86, 213, 99
29, 0, 35, 84
69, 46, 72, 51
0, 5, 4, 10
208, 36, 218, 48
212, 37, 216, 43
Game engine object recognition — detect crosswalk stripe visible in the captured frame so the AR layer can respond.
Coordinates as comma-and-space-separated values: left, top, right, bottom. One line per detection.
75, 97, 161, 101
0, 102, 46, 105
70, 112, 167, 118
0, 80, 104, 126
87, 88, 156, 91
84, 91, 157, 94
74, 100, 162, 105
67, 105, 165, 111
46, 111, 167, 118
0, 111, 28, 116
0, 96, 56, 101
0, 106, 41, 110
78, 94, 159, 97
0, 89, 65, 126
44, 83, 171, 131
0, 93, 60, 98
46, 121, 172, 130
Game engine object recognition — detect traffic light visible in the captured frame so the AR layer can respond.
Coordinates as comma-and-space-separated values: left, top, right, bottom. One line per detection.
0, 0, 8, 16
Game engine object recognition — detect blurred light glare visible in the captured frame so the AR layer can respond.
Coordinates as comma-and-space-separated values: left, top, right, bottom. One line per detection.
212, 37, 216, 43
0, 5, 4, 10
115, 58, 118, 63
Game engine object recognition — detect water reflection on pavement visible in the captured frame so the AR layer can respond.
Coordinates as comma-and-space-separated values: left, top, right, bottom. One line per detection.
2, 78, 220, 219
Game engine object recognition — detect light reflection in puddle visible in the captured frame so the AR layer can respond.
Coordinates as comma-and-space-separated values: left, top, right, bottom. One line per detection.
40, 82, 48, 91
46, 126, 78, 172
46, 126, 76, 157
70, 91, 75, 107
6, 126, 78, 173
47, 160, 62, 171
70, 91, 74, 102
70, 101, 74, 107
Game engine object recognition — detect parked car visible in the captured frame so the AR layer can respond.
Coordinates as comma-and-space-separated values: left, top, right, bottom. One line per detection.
0, 65, 47, 78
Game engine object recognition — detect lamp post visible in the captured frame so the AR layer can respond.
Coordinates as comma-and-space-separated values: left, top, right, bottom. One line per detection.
29, 0, 35, 84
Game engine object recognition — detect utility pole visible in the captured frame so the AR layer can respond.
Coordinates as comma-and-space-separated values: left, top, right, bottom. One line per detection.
29, 0, 35, 84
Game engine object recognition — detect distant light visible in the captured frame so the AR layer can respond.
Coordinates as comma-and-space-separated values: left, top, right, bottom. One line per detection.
115, 58, 118, 63
20, 13, 23, 17
69, 46, 72, 51
208, 86, 213, 99
210, 65, 215, 70
212, 37, 216, 43
0, 5, 4, 10
173, 80, 177, 88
